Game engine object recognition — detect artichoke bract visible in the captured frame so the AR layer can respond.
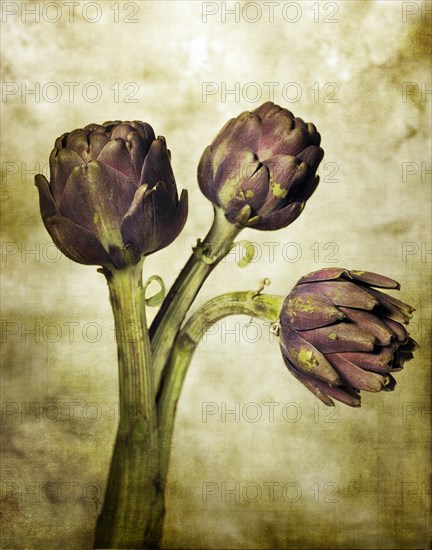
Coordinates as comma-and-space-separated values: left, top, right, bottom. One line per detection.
198, 101, 323, 230
279, 268, 417, 407
35, 121, 188, 268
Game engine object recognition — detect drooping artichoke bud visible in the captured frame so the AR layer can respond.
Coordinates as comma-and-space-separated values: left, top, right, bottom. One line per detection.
279, 268, 417, 407
198, 102, 323, 230
35, 121, 188, 268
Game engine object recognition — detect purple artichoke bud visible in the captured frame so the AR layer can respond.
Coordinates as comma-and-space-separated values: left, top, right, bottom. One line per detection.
279, 268, 417, 407
35, 121, 188, 268
198, 102, 323, 230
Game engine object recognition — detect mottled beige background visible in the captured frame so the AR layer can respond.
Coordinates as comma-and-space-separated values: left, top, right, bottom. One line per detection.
1, 0, 431, 548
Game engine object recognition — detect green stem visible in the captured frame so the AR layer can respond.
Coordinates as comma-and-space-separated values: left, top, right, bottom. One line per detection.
94, 261, 162, 549
150, 207, 241, 392
157, 291, 284, 483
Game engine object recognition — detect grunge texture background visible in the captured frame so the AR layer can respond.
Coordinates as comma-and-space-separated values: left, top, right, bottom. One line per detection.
1, 1, 431, 548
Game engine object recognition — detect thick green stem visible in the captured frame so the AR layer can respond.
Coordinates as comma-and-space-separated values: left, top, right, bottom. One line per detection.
157, 291, 284, 483
150, 207, 241, 392
94, 261, 162, 549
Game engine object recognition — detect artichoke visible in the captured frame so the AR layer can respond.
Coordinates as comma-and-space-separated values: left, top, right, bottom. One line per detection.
279, 268, 417, 407
35, 121, 188, 268
198, 101, 323, 230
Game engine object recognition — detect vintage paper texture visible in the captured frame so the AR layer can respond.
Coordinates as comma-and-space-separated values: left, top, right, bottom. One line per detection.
1, 0, 431, 548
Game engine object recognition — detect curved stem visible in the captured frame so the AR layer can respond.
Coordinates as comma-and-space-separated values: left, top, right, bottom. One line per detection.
157, 291, 284, 483
94, 261, 161, 549
150, 207, 241, 392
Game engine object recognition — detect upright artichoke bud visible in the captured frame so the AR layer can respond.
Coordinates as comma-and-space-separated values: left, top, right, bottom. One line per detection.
279, 268, 417, 407
198, 102, 323, 230
35, 121, 188, 268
